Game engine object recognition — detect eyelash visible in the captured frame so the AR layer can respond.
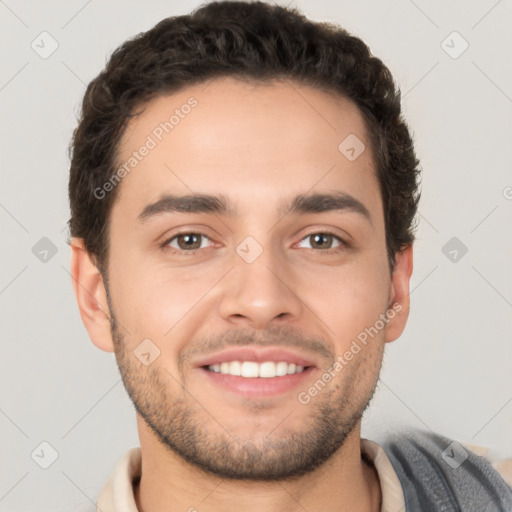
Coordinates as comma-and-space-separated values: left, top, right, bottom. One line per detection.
160, 230, 349, 256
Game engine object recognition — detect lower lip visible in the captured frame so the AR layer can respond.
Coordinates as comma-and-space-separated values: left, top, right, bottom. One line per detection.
199, 366, 315, 397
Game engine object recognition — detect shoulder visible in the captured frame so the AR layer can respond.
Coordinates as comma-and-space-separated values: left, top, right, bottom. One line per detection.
456, 439, 512, 488
378, 427, 512, 511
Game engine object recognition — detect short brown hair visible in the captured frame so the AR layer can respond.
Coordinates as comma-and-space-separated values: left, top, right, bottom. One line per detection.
68, 0, 421, 273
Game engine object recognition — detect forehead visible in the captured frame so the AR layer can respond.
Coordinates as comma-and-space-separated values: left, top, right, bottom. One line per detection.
112, 77, 381, 222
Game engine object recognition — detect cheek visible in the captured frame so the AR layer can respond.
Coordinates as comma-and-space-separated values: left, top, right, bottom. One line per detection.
108, 255, 220, 344
305, 262, 391, 346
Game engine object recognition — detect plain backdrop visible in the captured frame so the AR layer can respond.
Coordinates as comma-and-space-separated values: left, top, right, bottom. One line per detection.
1, 0, 511, 510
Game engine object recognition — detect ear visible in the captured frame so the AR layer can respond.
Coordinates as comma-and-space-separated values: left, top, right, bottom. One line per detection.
385, 244, 413, 343
70, 238, 115, 353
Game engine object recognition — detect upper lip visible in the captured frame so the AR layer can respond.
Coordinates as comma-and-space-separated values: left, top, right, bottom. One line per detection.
194, 347, 318, 368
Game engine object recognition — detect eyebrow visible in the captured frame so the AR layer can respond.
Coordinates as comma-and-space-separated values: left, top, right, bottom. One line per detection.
137, 191, 372, 224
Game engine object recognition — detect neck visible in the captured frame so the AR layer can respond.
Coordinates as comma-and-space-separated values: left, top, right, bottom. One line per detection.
134, 416, 381, 512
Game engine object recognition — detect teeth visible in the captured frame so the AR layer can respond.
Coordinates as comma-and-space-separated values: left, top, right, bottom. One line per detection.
259, 361, 275, 378
241, 361, 259, 378
228, 360, 241, 376
208, 360, 307, 378
276, 361, 288, 376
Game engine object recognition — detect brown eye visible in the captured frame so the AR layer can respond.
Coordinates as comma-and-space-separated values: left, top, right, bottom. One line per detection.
310, 233, 334, 249
298, 232, 344, 251
166, 233, 211, 251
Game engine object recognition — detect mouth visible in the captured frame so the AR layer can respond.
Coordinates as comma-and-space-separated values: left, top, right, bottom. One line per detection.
195, 347, 318, 397
205, 360, 307, 377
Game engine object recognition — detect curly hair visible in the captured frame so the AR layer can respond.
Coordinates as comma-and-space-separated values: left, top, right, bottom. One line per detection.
68, 0, 421, 273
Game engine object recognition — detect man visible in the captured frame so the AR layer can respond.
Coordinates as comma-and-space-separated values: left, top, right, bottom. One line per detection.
67, 2, 512, 511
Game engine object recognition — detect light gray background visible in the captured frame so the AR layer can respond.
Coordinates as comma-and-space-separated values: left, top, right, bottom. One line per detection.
1, 0, 511, 510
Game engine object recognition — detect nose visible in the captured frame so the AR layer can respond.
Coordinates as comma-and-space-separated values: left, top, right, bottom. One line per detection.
218, 239, 303, 330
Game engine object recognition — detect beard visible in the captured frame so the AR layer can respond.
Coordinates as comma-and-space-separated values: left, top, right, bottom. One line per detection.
109, 306, 383, 482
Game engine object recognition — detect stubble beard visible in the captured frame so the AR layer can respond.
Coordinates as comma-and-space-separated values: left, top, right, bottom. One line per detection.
110, 314, 382, 481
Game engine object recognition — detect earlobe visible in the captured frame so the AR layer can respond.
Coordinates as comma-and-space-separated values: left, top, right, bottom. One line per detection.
70, 238, 115, 353
385, 244, 413, 343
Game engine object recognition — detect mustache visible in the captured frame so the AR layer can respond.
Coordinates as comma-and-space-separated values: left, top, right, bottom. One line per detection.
180, 325, 334, 365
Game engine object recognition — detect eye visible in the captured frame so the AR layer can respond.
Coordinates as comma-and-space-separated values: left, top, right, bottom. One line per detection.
296, 231, 346, 252
161, 230, 348, 256
164, 232, 212, 252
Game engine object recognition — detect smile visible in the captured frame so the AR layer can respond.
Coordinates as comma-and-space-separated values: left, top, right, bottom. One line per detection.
207, 360, 306, 378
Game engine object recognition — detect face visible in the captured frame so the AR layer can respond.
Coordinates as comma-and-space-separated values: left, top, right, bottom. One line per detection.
80, 77, 411, 480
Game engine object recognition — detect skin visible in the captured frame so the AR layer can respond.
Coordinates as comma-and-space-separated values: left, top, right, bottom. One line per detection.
71, 77, 413, 512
